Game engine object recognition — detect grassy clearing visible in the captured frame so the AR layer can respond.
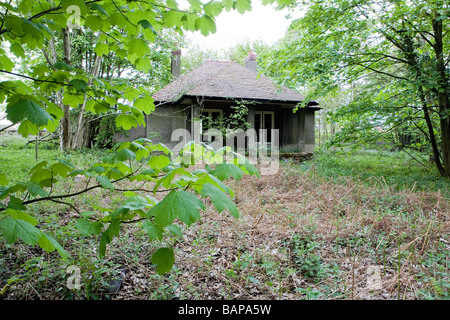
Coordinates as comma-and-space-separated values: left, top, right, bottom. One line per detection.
0, 138, 449, 300
308, 150, 450, 195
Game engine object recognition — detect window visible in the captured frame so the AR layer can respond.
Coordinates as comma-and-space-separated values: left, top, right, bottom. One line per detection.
200, 109, 223, 131
254, 111, 274, 143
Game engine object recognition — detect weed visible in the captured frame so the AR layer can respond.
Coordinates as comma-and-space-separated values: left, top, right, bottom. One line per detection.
288, 235, 324, 280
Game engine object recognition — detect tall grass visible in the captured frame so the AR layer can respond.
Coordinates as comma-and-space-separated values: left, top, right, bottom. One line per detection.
299, 149, 450, 196
0, 133, 107, 183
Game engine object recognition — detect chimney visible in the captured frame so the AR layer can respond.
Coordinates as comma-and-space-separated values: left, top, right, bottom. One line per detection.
171, 49, 181, 79
244, 50, 258, 72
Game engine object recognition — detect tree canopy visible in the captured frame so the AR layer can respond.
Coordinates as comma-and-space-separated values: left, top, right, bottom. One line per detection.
261, 0, 450, 177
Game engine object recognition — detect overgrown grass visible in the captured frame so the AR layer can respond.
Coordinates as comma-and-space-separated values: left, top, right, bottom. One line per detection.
0, 142, 449, 300
0, 133, 107, 183
299, 149, 450, 195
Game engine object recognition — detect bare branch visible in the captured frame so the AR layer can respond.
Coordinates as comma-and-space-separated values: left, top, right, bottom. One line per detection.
0, 122, 16, 133
0, 69, 71, 86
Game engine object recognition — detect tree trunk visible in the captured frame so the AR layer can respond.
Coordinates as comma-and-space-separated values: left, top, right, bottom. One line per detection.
72, 54, 102, 149
404, 27, 448, 177
433, 16, 450, 177
420, 93, 445, 176
60, 27, 71, 151
47, 38, 64, 142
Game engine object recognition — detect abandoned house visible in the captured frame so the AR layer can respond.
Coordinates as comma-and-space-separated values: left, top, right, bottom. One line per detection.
125, 50, 320, 154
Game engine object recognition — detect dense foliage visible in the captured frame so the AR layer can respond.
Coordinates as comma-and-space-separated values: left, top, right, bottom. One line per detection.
261, 0, 450, 177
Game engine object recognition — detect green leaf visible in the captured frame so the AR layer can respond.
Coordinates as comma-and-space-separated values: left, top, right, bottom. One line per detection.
222, 0, 235, 10
142, 221, 164, 240
201, 183, 239, 218
134, 96, 155, 114
30, 168, 52, 185
84, 15, 104, 31
235, 0, 252, 14
51, 161, 73, 177
99, 219, 120, 257
163, 10, 184, 28
153, 167, 191, 191
37, 232, 69, 259
75, 218, 103, 236
96, 175, 114, 190
6, 209, 38, 226
148, 155, 171, 170
148, 190, 204, 227
0, 172, 9, 185
17, 120, 39, 137
121, 196, 155, 210
127, 38, 150, 59
0, 217, 41, 245
27, 181, 47, 197
192, 172, 233, 196
151, 247, 175, 275
135, 57, 152, 73
6, 99, 53, 126
87, 166, 106, 174
99, 232, 108, 257
138, 19, 156, 32
210, 163, 245, 181
53, 62, 72, 70
10, 42, 25, 58
116, 114, 138, 130
116, 48, 127, 59
0, 53, 14, 71
7, 196, 26, 210
90, 3, 108, 15
204, 1, 223, 17
238, 160, 260, 177
69, 79, 88, 92
30, 160, 48, 175
194, 15, 216, 36
115, 148, 136, 161
94, 42, 109, 57
46, 103, 64, 119
167, 224, 183, 238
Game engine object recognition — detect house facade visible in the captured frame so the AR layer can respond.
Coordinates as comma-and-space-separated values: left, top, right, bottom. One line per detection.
127, 51, 320, 154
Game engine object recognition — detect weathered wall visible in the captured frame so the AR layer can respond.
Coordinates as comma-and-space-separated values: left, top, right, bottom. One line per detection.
113, 123, 146, 143
277, 107, 316, 153
303, 109, 315, 154
115, 104, 188, 148
117, 100, 317, 153
147, 104, 187, 148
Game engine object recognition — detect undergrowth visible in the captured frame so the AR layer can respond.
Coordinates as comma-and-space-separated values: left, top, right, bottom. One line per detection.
0, 143, 449, 300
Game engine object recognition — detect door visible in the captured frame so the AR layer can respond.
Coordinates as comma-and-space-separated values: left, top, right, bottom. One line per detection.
254, 111, 274, 143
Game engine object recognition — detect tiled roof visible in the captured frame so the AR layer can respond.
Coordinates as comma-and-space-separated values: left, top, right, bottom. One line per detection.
152, 60, 307, 104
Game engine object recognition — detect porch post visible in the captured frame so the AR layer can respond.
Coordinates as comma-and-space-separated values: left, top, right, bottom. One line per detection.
304, 109, 315, 154
247, 105, 255, 128
191, 105, 201, 144
246, 105, 255, 149
298, 110, 305, 153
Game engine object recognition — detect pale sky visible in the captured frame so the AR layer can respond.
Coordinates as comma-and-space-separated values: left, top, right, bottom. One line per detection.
182, 0, 298, 51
